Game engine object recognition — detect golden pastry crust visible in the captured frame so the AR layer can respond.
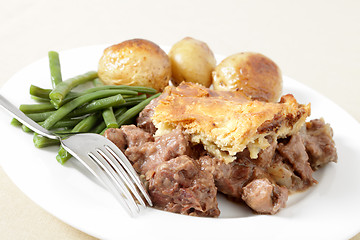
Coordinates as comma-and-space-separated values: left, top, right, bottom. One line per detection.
152, 82, 310, 163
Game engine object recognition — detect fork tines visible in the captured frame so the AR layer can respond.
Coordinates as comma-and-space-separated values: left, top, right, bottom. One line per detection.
88, 143, 152, 216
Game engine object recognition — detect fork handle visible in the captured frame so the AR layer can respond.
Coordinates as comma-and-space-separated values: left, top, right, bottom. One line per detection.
0, 94, 58, 140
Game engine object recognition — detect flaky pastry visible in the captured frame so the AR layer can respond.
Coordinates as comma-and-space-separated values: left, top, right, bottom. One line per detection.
152, 82, 311, 163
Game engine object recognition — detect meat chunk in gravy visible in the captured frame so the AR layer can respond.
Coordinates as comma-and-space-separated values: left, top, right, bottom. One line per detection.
105, 101, 337, 216
125, 127, 192, 178
104, 125, 153, 152
199, 143, 290, 214
136, 93, 166, 135
105, 125, 220, 217
242, 178, 288, 214
302, 118, 338, 170
149, 155, 219, 217
277, 133, 317, 187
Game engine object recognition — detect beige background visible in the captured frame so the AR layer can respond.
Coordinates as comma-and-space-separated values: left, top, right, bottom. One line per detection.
0, 0, 359, 239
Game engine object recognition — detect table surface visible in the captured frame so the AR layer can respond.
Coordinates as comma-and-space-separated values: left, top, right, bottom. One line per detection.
0, 0, 359, 239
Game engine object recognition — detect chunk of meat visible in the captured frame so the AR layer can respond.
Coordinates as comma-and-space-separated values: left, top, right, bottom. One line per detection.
267, 158, 306, 191
104, 128, 126, 152
199, 132, 318, 205
148, 155, 220, 217
199, 155, 254, 199
241, 178, 288, 214
125, 128, 192, 178
106, 126, 220, 217
303, 118, 338, 170
199, 144, 275, 199
277, 133, 317, 186
136, 94, 166, 135
253, 137, 277, 168
104, 125, 153, 151
121, 125, 154, 147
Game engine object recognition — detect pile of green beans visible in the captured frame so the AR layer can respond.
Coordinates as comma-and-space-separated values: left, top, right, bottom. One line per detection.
12, 50, 160, 165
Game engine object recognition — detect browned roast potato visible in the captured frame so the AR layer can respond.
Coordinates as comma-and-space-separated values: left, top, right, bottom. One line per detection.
168, 37, 216, 87
212, 52, 282, 102
98, 39, 171, 92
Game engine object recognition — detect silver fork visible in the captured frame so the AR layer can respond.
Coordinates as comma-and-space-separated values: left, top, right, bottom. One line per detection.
0, 94, 152, 216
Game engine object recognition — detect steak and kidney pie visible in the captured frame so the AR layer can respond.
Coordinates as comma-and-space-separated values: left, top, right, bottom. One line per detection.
105, 82, 337, 217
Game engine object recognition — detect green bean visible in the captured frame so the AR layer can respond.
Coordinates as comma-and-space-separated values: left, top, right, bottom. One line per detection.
93, 77, 104, 87
19, 103, 55, 113
67, 94, 125, 117
30, 84, 143, 109
91, 121, 106, 134
27, 111, 56, 122
26, 90, 131, 122
116, 93, 160, 126
80, 95, 146, 122
26, 110, 86, 123
10, 118, 22, 127
33, 133, 59, 148
93, 107, 127, 134
48, 51, 62, 88
53, 128, 74, 134
82, 86, 139, 95
51, 129, 82, 135
30, 85, 83, 100
22, 118, 82, 133
31, 96, 50, 102
99, 117, 136, 135
30, 85, 81, 107
30, 84, 81, 110
116, 100, 143, 108
56, 113, 100, 164
52, 89, 138, 109
98, 93, 160, 135
120, 94, 147, 107
42, 89, 130, 129
49, 71, 98, 106
125, 94, 147, 102
50, 91, 81, 109
50, 88, 136, 109
72, 113, 100, 133
83, 85, 157, 94
102, 107, 118, 128
56, 147, 70, 165
30, 83, 152, 102
22, 124, 33, 133
30, 85, 51, 99
110, 107, 127, 119
121, 95, 135, 99
40, 118, 83, 129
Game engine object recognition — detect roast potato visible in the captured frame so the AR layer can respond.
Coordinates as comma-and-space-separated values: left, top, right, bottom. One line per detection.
212, 52, 282, 102
98, 39, 171, 92
168, 37, 216, 87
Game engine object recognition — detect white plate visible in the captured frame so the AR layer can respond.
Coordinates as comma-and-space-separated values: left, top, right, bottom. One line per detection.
1, 45, 360, 240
